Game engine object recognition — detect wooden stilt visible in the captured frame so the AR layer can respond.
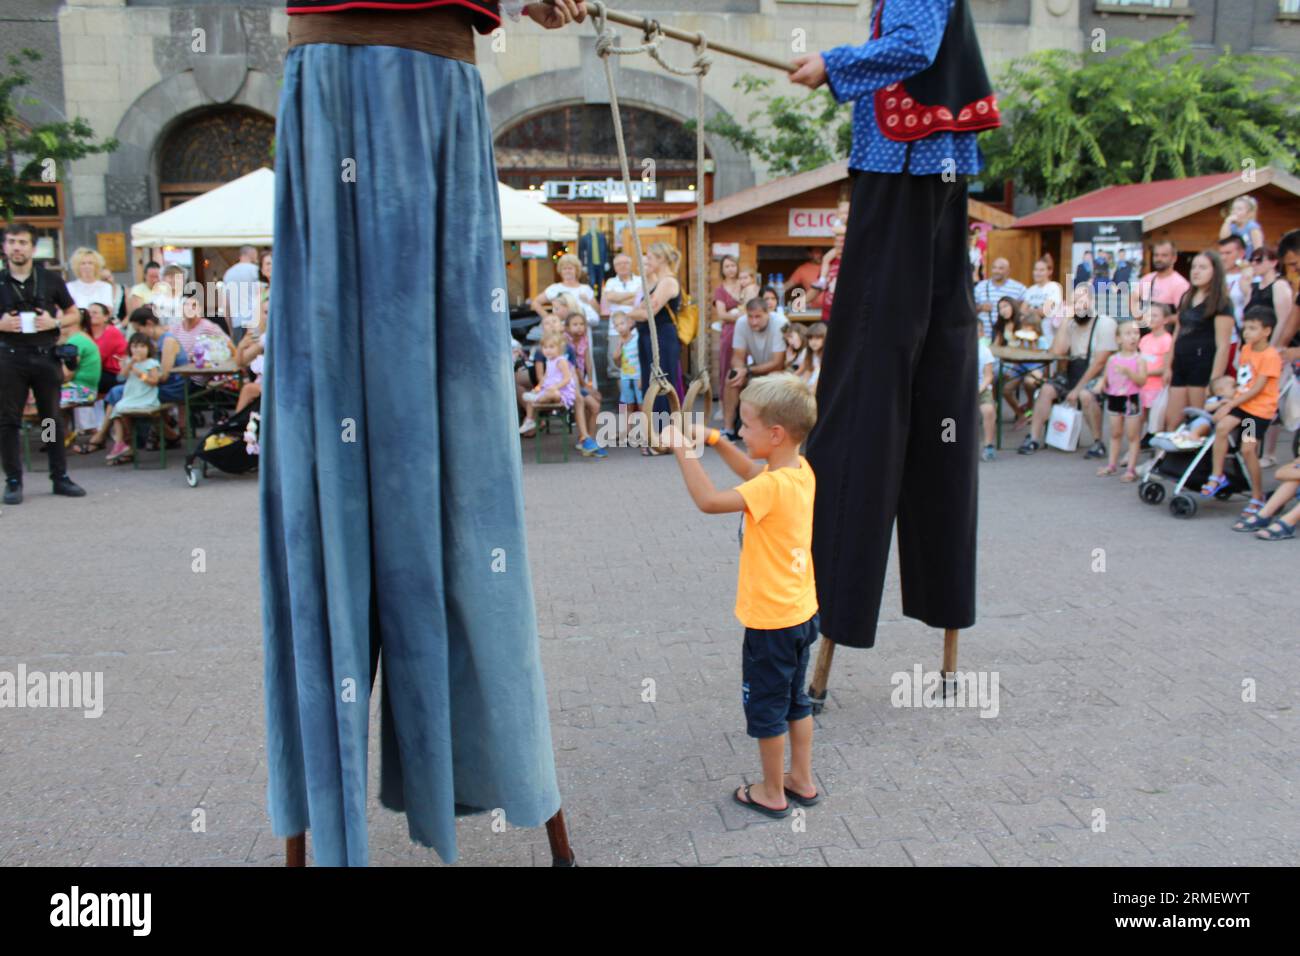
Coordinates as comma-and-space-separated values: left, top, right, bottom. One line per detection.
941, 627, 959, 700
545, 808, 577, 867
282, 811, 576, 867
807, 637, 836, 715
286, 833, 306, 867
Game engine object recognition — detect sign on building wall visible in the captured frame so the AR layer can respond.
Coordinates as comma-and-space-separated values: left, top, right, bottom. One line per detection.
788, 208, 838, 237
97, 232, 128, 273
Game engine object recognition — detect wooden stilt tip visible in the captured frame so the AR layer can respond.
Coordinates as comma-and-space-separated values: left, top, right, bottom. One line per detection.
286, 833, 306, 867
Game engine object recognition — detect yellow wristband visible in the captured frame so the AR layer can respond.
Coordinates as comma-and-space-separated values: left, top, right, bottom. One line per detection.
706, 428, 721, 446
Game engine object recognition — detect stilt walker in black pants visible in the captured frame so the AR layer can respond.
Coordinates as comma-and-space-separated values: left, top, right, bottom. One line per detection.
788, 0, 1000, 701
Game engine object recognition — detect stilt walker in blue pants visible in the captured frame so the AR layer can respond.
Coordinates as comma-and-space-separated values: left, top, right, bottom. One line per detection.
262, 0, 586, 866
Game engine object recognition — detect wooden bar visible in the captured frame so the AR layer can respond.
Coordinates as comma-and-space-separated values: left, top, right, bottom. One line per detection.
598, 4, 796, 73
286, 833, 306, 867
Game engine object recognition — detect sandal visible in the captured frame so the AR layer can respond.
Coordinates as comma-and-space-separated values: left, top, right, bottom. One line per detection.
1233, 512, 1272, 532
73, 438, 104, 455
1239, 498, 1267, 518
640, 445, 670, 457
1255, 520, 1295, 541
732, 784, 790, 819
1096, 465, 1118, 477
1200, 474, 1230, 497
783, 776, 821, 807
1119, 469, 1138, 483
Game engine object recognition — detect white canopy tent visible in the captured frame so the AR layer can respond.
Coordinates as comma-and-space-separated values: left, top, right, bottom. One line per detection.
131, 167, 274, 248
130, 169, 577, 247
497, 183, 578, 241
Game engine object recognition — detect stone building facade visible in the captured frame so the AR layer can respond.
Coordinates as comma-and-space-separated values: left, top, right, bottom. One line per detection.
6, 1, 1300, 278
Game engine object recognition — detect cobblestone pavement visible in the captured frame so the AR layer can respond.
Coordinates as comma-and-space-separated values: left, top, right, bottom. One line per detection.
1, 419, 1296, 867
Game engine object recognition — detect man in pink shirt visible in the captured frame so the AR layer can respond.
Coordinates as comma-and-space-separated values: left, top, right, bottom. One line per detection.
1130, 240, 1190, 323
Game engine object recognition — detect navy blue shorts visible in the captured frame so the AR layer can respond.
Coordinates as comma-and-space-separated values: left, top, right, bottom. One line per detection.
741, 613, 819, 738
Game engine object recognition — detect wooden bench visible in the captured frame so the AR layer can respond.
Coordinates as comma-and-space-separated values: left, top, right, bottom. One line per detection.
20, 402, 95, 473
531, 401, 575, 464
116, 403, 181, 470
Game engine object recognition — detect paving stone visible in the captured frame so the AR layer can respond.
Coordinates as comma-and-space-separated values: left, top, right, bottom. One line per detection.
2, 429, 1297, 865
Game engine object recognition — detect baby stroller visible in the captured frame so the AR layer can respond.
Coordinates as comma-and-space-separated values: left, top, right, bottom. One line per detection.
184, 399, 260, 487
1137, 405, 1251, 519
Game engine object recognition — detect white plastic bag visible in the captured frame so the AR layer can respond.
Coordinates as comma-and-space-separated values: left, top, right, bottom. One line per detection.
1045, 402, 1082, 452
1279, 366, 1300, 432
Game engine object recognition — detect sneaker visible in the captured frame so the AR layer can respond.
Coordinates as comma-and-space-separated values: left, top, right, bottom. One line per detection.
3, 478, 21, 505
518, 419, 536, 436
579, 437, 606, 459
1083, 441, 1107, 459
50, 474, 86, 498
1017, 437, 1040, 455
106, 440, 131, 461
981, 445, 996, 462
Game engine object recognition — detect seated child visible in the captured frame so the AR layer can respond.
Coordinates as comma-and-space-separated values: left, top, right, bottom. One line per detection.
105, 332, 162, 464
783, 323, 809, 376
520, 331, 576, 419
1155, 376, 1235, 449
804, 322, 826, 391
1201, 306, 1282, 514
660, 374, 820, 818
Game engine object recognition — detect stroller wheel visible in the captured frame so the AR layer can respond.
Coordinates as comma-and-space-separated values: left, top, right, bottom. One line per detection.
1169, 494, 1197, 519
184, 465, 199, 488
1138, 480, 1165, 505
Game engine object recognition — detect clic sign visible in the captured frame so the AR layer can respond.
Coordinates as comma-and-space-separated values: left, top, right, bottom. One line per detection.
788, 208, 838, 237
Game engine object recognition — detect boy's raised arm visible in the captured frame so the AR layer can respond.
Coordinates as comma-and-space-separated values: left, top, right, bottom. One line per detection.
662, 424, 747, 515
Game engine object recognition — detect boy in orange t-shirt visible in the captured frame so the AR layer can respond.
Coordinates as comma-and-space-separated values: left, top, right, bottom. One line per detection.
1202, 307, 1283, 510
662, 373, 819, 819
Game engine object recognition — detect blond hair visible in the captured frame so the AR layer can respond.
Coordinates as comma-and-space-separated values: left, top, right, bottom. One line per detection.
556, 253, 582, 277
540, 330, 569, 353
552, 292, 582, 318
741, 372, 817, 442
648, 240, 680, 273
70, 247, 105, 275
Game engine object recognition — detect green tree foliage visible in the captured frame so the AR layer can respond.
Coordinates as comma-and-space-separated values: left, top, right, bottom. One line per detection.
982, 26, 1300, 205
697, 74, 852, 177
0, 49, 117, 220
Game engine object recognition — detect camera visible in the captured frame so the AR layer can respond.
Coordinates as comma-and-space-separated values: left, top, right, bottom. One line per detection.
54, 343, 80, 371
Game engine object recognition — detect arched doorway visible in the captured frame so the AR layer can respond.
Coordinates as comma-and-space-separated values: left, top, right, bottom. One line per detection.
495, 103, 710, 306
156, 106, 274, 286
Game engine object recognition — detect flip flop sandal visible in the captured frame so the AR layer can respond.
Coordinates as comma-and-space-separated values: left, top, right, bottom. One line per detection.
1096, 465, 1118, 477
732, 784, 790, 819
783, 786, 821, 808
1256, 521, 1295, 541
1233, 513, 1271, 532
1200, 475, 1230, 497
1119, 470, 1138, 483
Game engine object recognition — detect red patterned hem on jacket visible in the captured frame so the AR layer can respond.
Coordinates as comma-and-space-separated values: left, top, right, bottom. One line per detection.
873, 86, 1000, 143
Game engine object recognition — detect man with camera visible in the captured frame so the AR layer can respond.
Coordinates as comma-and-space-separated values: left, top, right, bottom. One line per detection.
0, 222, 87, 504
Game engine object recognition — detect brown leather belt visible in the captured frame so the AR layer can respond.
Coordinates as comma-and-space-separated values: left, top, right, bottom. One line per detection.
287, 7, 477, 64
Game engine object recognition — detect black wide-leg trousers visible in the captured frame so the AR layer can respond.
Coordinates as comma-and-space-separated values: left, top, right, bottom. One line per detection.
805, 170, 978, 649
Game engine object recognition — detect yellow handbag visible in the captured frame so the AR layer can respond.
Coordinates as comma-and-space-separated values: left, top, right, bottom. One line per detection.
666, 295, 699, 348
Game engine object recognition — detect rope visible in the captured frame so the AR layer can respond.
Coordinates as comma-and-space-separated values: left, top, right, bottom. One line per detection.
591, 2, 713, 432
592, 2, 668, 396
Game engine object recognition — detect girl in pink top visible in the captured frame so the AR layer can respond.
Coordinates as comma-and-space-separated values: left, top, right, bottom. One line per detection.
1094, 319, 1148, 480
1138, 302, 1174, 411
